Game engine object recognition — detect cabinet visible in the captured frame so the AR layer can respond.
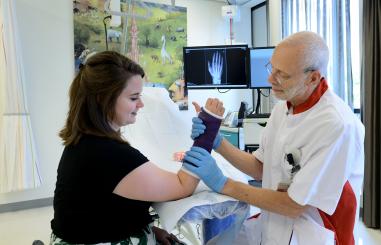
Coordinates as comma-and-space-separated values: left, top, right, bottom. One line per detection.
218, 117, 268, 152
219, 126, 244, 150
243, 117, 268, 152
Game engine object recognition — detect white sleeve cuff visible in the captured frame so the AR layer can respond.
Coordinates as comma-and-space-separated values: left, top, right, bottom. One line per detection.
253, 149, 264, 163
180, 166, 200, 179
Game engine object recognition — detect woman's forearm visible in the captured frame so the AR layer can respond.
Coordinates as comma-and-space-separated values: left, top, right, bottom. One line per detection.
176, 169, 200, 197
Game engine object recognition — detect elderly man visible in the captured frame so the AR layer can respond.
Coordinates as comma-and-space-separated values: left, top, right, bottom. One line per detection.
183, 31, 364, 244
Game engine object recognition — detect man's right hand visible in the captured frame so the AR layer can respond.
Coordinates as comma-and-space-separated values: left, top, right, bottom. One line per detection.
190, 117, 205, 139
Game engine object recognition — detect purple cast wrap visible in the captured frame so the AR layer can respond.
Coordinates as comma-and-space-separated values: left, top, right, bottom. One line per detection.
193, 108, 222, 152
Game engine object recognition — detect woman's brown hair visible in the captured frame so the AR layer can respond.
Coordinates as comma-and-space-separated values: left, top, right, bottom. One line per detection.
59, 51, 145, 145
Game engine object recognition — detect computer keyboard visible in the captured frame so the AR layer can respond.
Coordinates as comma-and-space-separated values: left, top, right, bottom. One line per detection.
246, 113, 271, 119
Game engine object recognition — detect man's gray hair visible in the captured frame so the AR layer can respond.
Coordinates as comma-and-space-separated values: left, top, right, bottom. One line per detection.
280, 31, 329, 77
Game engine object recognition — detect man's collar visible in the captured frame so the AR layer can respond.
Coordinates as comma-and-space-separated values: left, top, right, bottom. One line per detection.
286, 78, 328, 114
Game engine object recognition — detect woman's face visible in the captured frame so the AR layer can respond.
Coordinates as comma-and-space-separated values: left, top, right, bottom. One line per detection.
110, 74, 144, 130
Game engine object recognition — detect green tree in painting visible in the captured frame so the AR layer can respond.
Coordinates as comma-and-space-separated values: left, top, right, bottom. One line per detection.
73, 0, 188, 109
74, 23, 91, 45
141, 27, 151, 47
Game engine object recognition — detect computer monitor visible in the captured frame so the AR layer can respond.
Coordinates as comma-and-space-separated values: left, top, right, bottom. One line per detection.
183, 45, 250, 89
250, 47, 275, 89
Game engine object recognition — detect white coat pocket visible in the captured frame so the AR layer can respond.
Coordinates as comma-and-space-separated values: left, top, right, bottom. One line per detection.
234, 215, 262, 245
290, 216, 335, 245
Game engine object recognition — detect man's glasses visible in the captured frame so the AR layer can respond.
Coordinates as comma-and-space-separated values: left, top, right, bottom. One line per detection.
265, 62, 315, 85
265, 62, 291, 85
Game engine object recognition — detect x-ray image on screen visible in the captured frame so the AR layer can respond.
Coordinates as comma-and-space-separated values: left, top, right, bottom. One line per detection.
183, 45, 249, 89
208, 52, 224, 85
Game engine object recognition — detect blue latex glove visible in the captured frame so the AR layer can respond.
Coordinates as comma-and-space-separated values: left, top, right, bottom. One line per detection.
183, 146, 228, 193
191, 117, 223, 150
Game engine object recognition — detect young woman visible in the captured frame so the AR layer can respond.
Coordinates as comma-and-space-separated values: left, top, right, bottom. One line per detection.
50, 51, 224, 245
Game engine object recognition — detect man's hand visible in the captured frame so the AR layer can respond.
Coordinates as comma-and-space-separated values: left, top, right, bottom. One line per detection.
183, 146, 227, 193
190, 117, 206, 139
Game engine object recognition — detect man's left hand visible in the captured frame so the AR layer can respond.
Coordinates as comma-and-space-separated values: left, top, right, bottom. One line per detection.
183, 146, 227, 193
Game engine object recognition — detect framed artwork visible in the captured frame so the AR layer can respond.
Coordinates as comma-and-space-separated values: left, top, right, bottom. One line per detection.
73, 0, 188, 110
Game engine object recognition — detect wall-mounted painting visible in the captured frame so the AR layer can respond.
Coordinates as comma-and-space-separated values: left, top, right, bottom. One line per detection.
73, 0, 188, 110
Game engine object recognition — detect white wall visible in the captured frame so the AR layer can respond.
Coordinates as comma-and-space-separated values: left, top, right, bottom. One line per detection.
0, 0, 281, 205
183, 0, 253, 115
252, 3, 268, 47
268, 0, 282, 45
238, 0, 282, 46
0, 0, 73, 205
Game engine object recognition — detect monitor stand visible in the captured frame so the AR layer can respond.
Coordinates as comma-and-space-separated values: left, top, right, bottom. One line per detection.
248, 89, 271, 119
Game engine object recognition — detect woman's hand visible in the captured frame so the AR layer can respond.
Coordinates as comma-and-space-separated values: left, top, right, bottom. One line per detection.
192, 98, 225, 117
152, 226, 184, 245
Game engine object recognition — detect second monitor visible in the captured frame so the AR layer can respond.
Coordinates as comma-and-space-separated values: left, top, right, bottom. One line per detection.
250, 46, 275, 89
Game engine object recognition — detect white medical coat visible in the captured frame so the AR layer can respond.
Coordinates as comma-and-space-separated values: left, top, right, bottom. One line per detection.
247, 89, 364, 245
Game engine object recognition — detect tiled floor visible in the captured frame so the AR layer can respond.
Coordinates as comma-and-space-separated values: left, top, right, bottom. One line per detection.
0, 206, 53, 245
0, 206, 380, 245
